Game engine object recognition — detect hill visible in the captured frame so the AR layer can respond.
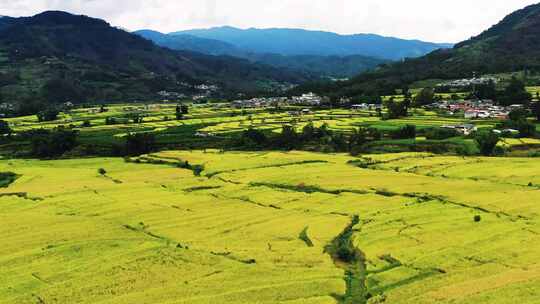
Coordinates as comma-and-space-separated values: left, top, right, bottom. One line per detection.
0, 12, 312, 105
310, 3, 540, 96
172, 26, 452, 60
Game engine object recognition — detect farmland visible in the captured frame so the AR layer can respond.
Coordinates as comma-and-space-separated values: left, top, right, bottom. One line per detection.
0, 103, 506, 156
0, 150, 539, 303
1, 103, 540, 303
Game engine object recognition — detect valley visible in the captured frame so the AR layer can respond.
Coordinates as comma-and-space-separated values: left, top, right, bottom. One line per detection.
2, 2, 540, 303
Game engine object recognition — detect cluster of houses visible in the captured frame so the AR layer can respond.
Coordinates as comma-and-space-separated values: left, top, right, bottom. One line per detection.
426, 99, 523, 120
231, 93, 326, 108
0, 103, 14, 117
156, 83, 220, 102
437, 77, 498, 88
351, 103, 383, 111
195, 84, 219, 91
289, 93, 327, 106
231, 97, 288, 108
157, 91, 186, 101
441, 124, 477, 135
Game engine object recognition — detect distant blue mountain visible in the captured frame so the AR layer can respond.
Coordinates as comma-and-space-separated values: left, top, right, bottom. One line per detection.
135, 29, 390, 77
135, 30, 241, 56
171, 26, 452, 60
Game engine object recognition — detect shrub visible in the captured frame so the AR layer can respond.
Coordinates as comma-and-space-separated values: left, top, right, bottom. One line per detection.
98, 168, 107, 175
192, 165, 204, 176
299, 227, 314, 247
425, 127, 459, 140
0, 120, 12, 136
0, 172, 19, 187
474, 215, 482, 222
336, 246, 356, 263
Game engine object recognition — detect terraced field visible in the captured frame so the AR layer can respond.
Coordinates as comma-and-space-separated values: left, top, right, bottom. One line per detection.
1, 151, 539, 303
5, 103, 477, 138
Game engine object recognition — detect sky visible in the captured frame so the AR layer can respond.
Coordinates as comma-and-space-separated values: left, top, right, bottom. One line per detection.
0, 0, 539, 43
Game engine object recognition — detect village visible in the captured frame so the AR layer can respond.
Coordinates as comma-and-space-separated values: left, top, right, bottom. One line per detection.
230, 92, 327, 108
436, 76, 499, 88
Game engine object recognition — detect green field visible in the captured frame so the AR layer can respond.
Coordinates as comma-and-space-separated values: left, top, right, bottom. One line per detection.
1, 150, 539, 303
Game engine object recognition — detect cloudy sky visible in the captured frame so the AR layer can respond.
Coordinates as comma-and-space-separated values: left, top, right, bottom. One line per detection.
1, 0, 538, 42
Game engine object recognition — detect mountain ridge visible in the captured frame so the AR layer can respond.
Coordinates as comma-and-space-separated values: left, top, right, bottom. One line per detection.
170, 26, 452, 60
300, 3, 540, 97
134, 29, 390, 77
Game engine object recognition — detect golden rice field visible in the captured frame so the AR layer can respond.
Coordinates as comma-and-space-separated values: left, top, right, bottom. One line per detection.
5, 103, 475, 137
1, 150, 539, 303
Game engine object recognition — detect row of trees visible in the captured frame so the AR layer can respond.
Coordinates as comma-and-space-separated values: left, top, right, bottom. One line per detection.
9, 126, 158, 158
238, 123, 419, 154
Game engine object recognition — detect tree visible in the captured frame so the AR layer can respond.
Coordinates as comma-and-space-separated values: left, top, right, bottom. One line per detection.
402, 87, 412, 109
414, 88, 435, 107
392, 125, 416, 139
504, 108, 536, 137
385, 99, 408, 119
37, 108, 60, 122
508, 108, 529, 122
30, 128, 78, 158
330, 133, 347, 151
175, 104, 188, 120
181, 105, 189, 114
531, 102, 540, 121
125, 133, 155, 156
301, 122, 316, 142
175, 105, 183, 120
475, 132, 500, 156
0, 120, 12, 136
41, 78, 83, 104
315, 123, 332, 138
517, 121, 536, 137
240, 128, 267, 147
498, 77, 532, 106
475, 80, 497, 100
276, 125, 299, 150
16, 101, 43, 116
348, 128, 368, 152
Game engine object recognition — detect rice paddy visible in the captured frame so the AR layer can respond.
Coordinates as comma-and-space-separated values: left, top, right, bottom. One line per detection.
1, 150, 539, 303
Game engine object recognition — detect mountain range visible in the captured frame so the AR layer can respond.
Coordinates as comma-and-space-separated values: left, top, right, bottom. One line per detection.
0, 3, 537, 106
0, 11, 315, 105
135, 27, 451, 78
302, 3, 540, 97
170, 27, 452, 60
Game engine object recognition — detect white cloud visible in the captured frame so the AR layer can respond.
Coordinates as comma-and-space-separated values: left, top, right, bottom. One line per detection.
0, 0, 538, 42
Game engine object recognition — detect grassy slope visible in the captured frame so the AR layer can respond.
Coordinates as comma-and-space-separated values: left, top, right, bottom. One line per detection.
1, 151, 539, 303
